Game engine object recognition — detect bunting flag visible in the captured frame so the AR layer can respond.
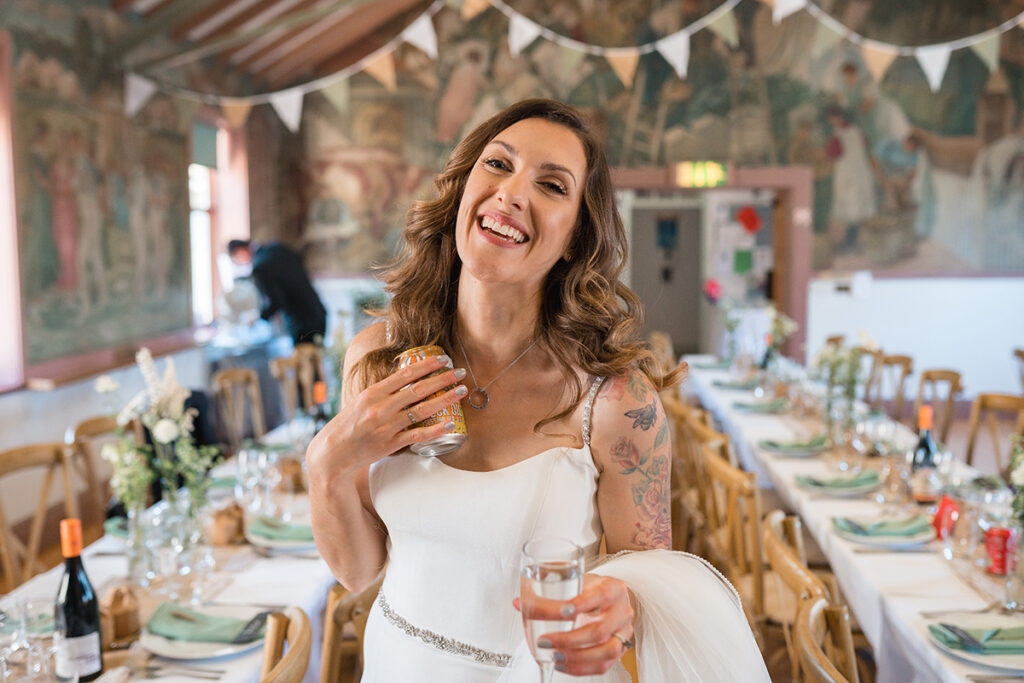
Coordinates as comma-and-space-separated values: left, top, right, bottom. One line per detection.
402, 13, 438, 58
221, 100, 252, 129
970, 33, 1000, 72
269, 88, 304, 132
364, 52, 397, 91
508, 13, 541, 56
656, 32, 691, 79
321, 79, 350, 115
773, 0, 807, 24
461, 0, 488, 20
125, 73, 157, 117
916, 44, 951, 92
860, 43, 898, 82
606, 50, 640, 89
706, 9, 739, 48
810, 20, 843, 57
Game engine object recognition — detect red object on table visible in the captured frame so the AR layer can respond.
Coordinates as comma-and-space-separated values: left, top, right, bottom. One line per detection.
986, 526, 1012, 575
932, 495, 959, 538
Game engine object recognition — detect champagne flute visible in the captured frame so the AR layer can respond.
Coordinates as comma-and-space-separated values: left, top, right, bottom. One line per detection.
520, 537, 584, 683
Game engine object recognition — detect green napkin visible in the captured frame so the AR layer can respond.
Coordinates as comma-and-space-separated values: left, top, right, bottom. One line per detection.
146, 603, 262, 643
733, 398, 788, 414
104, 517, 128, 539
248, 516, 315, 542
759, 435, 828, 451
796, 470, 879, 489
210, 476, 237, 489
832, 514, 931, 537
713, 379, 759, 391
928, 623, 1024, 654
692, 359, 731, 370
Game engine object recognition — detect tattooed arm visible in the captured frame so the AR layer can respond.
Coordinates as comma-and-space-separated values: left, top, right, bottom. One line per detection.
591, 370, 672, 552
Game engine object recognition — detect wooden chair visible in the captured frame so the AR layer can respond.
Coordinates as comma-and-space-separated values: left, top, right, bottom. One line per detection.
825, 335, 845, 347
269, 356, 302, 424
0, 443, 75, 593
64, 416, 121, 545
864, 355, 913, 422
662, 395, 709, 555
212, 367, 267, 451
796, 596, 859, 683
1015, 348, 1024, 393
913, 369, 963, 444
270, 344, 324, 423
293, 343, 324, 398
965, 393, 1024, 470
321, 573, 385, 683
648, 331, 676, 375
259, 606, 312, 683
852, 347, 884, 405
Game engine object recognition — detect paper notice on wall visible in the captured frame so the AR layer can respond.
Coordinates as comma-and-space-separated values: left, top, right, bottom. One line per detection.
850, 270, 873, 298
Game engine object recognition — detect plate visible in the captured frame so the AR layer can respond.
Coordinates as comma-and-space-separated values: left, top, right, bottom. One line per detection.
244, 530, 318, 552
139, 605, 265, 661
795, 475, 880, 498
758, 440, 828, 458
926, 612, 1024, 672
834, 524, 935, 549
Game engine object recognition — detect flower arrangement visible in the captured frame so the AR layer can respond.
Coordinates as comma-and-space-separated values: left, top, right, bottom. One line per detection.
767, 304, 798, 351
1009, 436, 1024, 525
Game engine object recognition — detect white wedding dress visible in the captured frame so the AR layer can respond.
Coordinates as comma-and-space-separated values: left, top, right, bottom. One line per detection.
363, 379, 769, 682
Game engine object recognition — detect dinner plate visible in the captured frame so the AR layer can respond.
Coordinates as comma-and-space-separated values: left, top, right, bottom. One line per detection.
139, 605, 265, 660
834, 525, 935, 549
795, 475, 880, 498
758, 440, 828, 458
244, 530, 318, 552
925, 611, 1024, 672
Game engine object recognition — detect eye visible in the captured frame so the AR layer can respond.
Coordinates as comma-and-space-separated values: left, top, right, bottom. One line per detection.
483, 157, 511, 172
540, 180, 567, 196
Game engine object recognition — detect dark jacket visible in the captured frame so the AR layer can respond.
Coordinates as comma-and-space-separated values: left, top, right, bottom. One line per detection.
251, 242, 326, 344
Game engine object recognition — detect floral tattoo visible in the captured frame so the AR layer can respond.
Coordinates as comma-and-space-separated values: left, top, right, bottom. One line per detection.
609, 433, 672, 548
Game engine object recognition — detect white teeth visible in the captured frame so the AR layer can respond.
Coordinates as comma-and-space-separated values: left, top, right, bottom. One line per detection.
479, 215, 526, 243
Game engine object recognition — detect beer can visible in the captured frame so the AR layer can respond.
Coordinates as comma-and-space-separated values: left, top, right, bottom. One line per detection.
396, 345, 467, 456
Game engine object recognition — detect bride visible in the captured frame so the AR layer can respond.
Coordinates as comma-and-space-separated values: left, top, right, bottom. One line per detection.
307, 99, 769, 681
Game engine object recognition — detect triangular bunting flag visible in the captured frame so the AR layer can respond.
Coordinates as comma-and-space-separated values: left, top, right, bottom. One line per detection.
606, 50, 640, 89
706, 10, 738, 48
508, 13, 541, 57
321, 79, 350, 115
125, 73, 157, 117
222, 100, 252, 129
402, 13, 437, 58
916, 44, 951, 92
656, 32, 690, 79
461, 0, 488, 20
364, 52, 397, 91
269, 88, 304, 133
970, 34, 1000, 73
811, 21, 843, 57
772, 0, 806, 24
860, 43, 898, 82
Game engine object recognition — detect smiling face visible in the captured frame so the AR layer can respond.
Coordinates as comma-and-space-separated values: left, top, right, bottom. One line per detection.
454, 117, 587, 290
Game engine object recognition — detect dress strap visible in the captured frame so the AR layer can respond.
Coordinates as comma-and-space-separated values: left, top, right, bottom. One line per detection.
581, 377, 605, 447
384, 318, 392, 344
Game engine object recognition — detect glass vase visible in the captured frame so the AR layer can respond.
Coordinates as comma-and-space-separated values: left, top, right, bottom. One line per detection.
125, 503, 150, 587
1004, 521, 1024, 610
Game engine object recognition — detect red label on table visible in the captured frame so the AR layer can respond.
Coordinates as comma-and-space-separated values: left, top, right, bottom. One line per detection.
986, 526, 1012, 575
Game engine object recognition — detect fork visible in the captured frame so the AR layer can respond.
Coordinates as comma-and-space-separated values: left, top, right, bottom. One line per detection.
142, 668, 221, 680
966, 675, 1024, 682
919, 600, 1005, 619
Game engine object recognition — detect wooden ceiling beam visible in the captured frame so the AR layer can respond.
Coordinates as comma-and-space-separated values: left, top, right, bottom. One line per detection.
219, 0, 335, 64
170, 0, 243, 41
188, 0, 303, 43
258, 0, 425, 86
110, 0, 220, 58
112, 0, 138, 11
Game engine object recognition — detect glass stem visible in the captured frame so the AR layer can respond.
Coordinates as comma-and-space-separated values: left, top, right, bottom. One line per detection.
539, 661, 555, 683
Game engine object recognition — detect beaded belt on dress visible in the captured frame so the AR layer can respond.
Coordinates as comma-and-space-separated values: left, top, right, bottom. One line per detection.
377, 590, 513, 667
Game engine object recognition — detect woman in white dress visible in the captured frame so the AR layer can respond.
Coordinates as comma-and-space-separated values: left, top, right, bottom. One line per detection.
308, 99, 769, 681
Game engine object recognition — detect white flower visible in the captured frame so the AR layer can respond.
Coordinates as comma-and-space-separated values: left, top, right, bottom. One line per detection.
117, 390, 147, 426
1012, 461, 1024, 488
152, 418, 180, 444
100, 442, 121, 464
856, 330, 878, 351
94, 375, 119, 394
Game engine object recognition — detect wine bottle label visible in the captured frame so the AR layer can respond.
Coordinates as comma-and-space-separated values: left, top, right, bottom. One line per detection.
56, 631, 102, 678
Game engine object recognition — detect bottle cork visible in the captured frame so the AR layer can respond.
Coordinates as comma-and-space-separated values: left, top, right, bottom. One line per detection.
918, 405, 934, 431
314, 381, 327, 405
60, 518, 83, 558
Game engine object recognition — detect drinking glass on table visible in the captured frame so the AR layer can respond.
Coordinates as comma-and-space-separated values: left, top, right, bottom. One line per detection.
258, 450, 284, 517
235, 446, 264, 512
520, 537, 584, 683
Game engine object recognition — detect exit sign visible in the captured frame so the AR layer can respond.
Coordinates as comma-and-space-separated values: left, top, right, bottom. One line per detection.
674, 161, 727, 188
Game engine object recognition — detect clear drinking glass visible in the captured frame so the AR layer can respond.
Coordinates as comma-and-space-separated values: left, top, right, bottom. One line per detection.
258, 450, 283, 517
520, 537, 584, 683
235, 447, 264, 512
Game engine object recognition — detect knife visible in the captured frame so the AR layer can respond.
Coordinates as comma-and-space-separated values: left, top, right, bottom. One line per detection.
231, 610, 273, 643
939, 622, 986, 652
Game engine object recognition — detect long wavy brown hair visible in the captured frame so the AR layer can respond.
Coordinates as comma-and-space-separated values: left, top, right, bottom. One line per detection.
353, 99, 684, 430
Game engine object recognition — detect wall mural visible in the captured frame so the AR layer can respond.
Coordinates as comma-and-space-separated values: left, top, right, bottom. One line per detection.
300, 0, 1024, 276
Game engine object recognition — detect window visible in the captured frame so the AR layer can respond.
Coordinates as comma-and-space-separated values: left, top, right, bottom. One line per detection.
189, 163, 215, 326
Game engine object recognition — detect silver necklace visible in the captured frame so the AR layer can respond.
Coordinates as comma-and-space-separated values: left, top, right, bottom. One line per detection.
456, 337, 537, 409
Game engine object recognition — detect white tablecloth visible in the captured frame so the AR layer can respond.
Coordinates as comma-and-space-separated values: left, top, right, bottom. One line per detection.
682, 355, 1015, 683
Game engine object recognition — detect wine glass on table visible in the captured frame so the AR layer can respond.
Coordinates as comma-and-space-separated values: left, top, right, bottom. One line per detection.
520, 537, 584, 683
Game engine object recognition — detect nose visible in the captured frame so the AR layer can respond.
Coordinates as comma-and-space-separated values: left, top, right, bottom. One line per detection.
495, 173, 526, 211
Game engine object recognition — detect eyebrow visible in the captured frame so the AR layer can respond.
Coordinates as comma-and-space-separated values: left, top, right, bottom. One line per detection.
489, 139, 578, 188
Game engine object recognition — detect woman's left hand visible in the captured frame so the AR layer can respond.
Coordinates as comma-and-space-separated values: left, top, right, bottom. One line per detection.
515, 574, 635, 676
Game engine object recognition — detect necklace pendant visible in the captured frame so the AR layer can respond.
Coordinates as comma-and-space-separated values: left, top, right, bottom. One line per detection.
468, 388, 489, 409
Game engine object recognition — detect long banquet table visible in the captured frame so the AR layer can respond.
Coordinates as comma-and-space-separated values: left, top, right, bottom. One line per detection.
682, 355, 1015, 683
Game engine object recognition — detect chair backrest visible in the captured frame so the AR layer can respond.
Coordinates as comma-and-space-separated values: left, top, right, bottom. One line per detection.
795, 596, 859, 683
762, 511, 827, 602
865, 354, 913, 422
269, 356, 301, 425
913, 369, 963, 444
824, 334, 844, 348
320, 573, 385, 683
293, 343, 323, 406
680, 409, 735, 466
701, 443, 763, 618
259, 607, 312, 683
661, 395, 707, 554
0, 443, 74, 592
965, 392, 1024, 470
1015, 348, 1024, 393
212, 367, 266, 451
648, 331, 675, 375
64, 416, 121, 545
852, 347, 883, 404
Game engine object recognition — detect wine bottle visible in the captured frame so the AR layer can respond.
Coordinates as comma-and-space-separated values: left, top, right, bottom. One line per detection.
55, 518, 103, 682
759, 333, 775, 370
311, 380, 330, 434
910, 406, 940, 504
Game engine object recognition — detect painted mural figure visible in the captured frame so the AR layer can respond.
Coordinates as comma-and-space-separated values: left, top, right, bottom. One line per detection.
71, 131, 108, 319
129, 167, 151, 299
22, 121, 59, 301
826, 108, 877, 250
49, 133, 79, 292
147, 167, 173, 300
874, 134, 935, 239
838, 62, 910, 148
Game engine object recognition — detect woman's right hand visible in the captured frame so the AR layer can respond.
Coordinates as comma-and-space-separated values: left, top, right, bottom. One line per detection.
307, 354, 467, 478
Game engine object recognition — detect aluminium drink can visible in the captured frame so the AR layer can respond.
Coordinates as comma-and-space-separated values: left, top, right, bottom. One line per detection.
396, 345, 467, 456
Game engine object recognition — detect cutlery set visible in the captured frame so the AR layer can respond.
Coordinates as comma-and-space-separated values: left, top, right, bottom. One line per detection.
138, 664, 225, 680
